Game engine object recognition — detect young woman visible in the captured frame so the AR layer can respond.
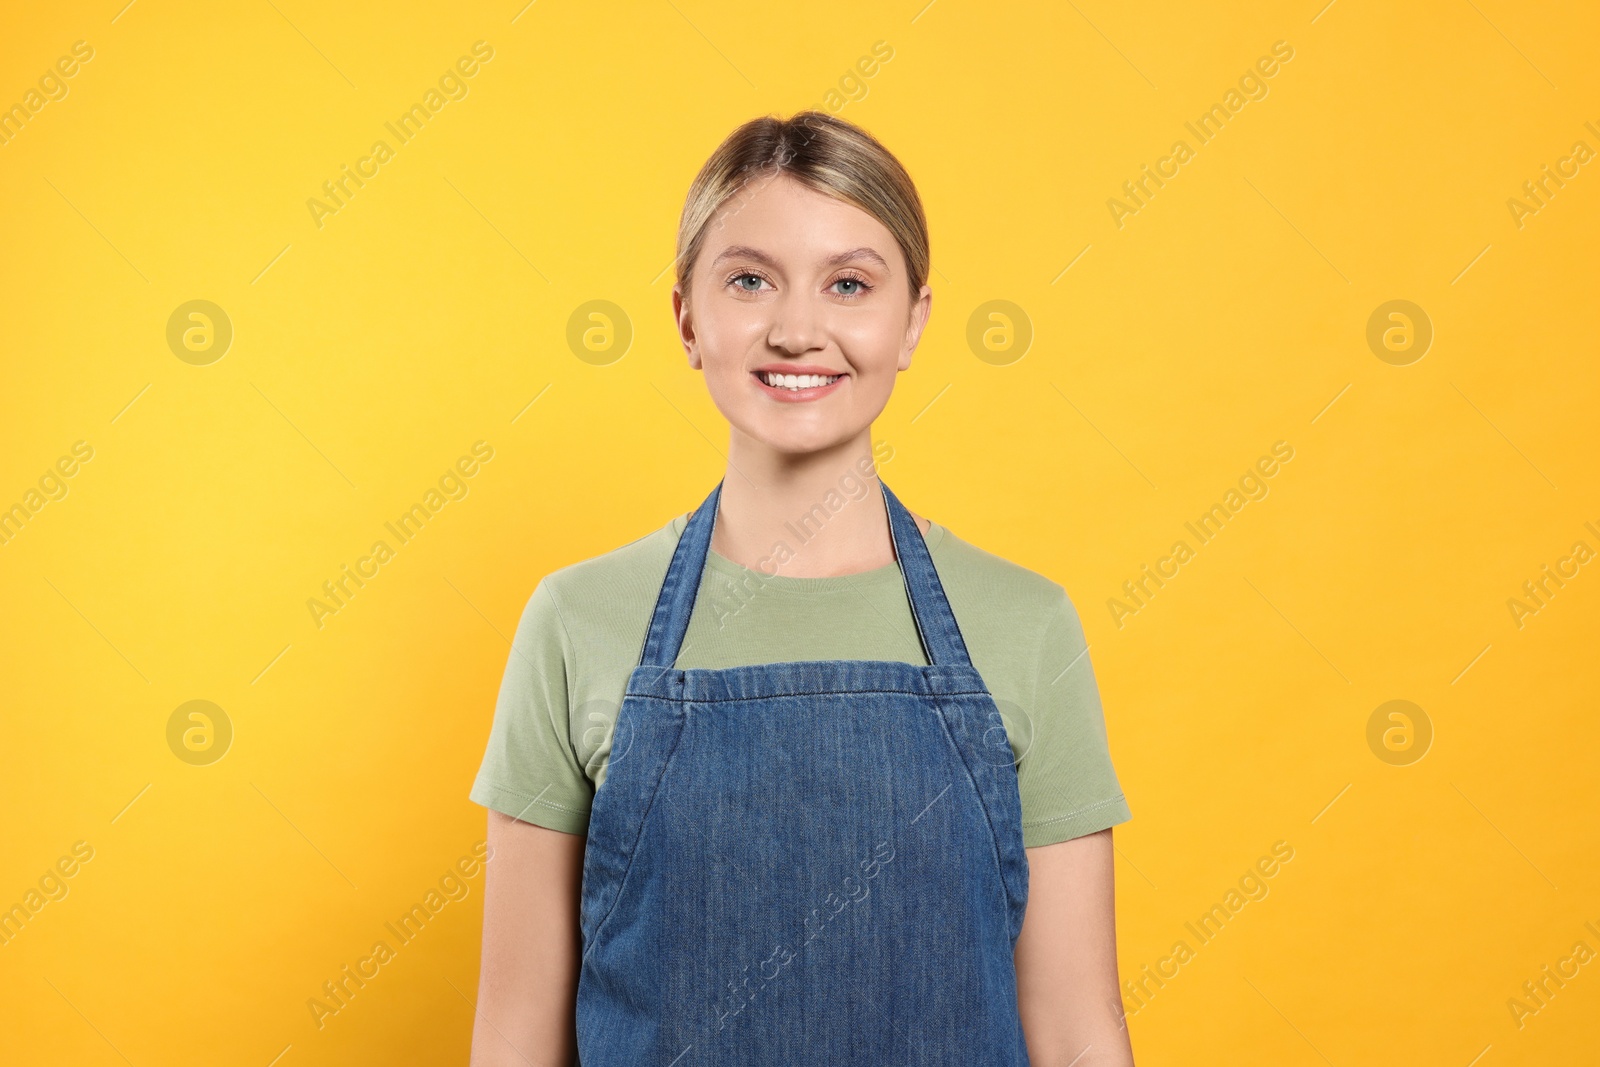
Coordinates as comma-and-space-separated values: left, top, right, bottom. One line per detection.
469, 111, 1135, 1066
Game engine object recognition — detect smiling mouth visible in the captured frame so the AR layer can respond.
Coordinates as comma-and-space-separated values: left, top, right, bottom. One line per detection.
753, 371, 845, 391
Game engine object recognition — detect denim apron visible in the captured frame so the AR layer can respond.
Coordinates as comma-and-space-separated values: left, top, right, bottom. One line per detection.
575, 478, 1031, 1065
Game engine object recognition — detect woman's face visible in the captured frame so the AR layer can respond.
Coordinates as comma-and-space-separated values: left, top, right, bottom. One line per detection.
673, 173, 932, 458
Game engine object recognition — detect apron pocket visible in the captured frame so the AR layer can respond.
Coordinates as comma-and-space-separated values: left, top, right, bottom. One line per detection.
933, 694, 1031, 941
578, 697, 687, 958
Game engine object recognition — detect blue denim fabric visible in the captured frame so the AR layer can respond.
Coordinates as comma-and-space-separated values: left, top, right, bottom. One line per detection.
575, 478, 1031, 1065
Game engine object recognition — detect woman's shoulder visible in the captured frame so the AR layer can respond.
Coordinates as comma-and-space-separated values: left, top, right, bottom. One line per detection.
551, 516, 678, 582
525, 516, 679, 636
931, 526, 1093, 698
931, 523, 1081, 629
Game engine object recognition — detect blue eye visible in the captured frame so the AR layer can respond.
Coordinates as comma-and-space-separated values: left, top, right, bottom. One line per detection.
732, 273, 765, 292
832, 276, 872, 298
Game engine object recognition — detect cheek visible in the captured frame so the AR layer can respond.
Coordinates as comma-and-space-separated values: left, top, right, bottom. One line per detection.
836, 315, 905, 372
701, 331, 762, 387
696, 301, 767, 357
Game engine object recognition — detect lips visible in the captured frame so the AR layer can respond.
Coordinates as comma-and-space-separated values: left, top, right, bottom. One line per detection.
750, 369, 847, 403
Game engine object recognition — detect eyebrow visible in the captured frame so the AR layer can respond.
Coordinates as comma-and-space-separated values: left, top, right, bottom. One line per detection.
708, 245, 892, 275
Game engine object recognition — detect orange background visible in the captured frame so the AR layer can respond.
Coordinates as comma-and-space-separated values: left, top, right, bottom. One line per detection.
1, 1, 1596, 1064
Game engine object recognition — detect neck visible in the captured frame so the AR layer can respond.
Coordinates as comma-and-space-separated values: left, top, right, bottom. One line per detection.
708, 429, 911, 579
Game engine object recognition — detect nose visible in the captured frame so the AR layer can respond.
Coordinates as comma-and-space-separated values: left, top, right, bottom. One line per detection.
765, 287, 826, 355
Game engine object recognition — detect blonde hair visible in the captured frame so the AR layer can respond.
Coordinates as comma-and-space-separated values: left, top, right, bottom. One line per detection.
674, 110, 929, 306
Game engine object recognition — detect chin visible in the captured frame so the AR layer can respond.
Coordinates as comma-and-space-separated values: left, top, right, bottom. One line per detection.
760, 433, 852, 457
735, 420, 864, 458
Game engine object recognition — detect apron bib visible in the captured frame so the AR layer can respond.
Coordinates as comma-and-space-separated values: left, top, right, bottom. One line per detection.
575, 478, 1031, 1065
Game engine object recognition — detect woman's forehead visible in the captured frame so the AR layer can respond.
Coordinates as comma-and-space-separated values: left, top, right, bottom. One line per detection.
700, 181, 901, 270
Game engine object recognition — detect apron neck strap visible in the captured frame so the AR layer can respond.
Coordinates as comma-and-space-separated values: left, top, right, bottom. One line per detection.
637, 477, 974, 670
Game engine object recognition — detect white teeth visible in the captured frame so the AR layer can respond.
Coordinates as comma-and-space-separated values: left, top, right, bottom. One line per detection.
759, 372, 841, 390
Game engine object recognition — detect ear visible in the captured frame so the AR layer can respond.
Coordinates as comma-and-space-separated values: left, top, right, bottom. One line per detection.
899, 284, 933, 372
672, 284, 701, 370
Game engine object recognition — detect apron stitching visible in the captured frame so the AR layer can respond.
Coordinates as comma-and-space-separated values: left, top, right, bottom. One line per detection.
580, 704, 690, 967
927, 695, 1019, 926
629, 684, 989, 702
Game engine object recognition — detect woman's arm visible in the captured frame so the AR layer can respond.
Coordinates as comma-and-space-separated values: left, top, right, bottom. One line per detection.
1015, 828, 1136, 1066
469, 809, 586, 1067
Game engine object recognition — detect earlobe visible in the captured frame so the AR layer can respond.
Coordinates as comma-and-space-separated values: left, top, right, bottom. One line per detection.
680, 327, 697, 367
672, 285, 698, 367
676, 310, 700, 370
901, 286, 933, 361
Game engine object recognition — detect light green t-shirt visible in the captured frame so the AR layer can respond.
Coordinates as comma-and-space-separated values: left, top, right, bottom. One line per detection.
470, 513, 1131, 848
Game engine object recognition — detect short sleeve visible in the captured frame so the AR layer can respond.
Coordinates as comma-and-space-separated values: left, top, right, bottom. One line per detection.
469, 579, 593, 835
1014, 590, 1132, 847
